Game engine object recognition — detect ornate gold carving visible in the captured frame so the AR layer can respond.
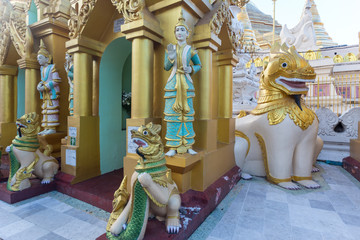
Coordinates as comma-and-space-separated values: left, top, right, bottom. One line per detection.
68, 0, 96, 39
210, 0, 241, 51
230, 0, 250, 7
111, 0, 145, 23
0, 0, 35, 61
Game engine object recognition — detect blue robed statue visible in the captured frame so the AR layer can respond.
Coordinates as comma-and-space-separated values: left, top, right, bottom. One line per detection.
164, 12, 202, 157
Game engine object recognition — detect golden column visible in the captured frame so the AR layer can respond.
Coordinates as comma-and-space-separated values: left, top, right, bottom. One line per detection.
62, 37, 105, 184
120, 12, 163, 189
0, 65, 18, 148
216, 50, 238, 143
74, 52, 93, 116
131, 38, 154, 119
17, 59, 41, 114
192, 24, 221, 152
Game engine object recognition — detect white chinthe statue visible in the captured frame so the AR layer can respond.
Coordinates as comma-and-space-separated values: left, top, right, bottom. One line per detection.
234, 43, 323, 190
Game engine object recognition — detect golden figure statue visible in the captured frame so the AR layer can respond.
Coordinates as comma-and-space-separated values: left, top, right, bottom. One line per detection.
164, 12, 202, 157
37, 40, 61, 135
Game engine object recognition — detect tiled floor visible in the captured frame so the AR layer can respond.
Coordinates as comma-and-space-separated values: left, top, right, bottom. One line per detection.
190, 162, 360, 240
0, 162, 359, 240
0, 192, 109, 240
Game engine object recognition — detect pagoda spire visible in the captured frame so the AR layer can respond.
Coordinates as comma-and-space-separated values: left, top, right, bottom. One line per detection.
310, 0, 337, 47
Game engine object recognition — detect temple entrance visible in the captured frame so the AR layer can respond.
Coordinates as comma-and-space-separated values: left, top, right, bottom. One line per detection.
99, 37, 132, 174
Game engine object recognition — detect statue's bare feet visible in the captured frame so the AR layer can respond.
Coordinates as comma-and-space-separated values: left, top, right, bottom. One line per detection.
187, 149, 197, 155
241, 172, 252, 180
277, 182, 301, 190
312, 166, 320, 172
166, 217, 181, 234
165, 150, 176, 157
296, 180, 320, 189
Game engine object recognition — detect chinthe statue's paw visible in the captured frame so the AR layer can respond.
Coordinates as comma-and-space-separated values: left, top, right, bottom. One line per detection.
41, 178, 52, 184
296, 180, 320, 189
166, 218, 181, 234
312, 166, 320, 172
138, 172, 152, 187
241, 172, 252, 180
277, 182, 301, 190
165, 150, 176, 157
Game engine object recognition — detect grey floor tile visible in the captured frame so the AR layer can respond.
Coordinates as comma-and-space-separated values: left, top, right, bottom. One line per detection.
263, 221, 291, 240
291, 226, 323, 240
64, 208, 101, 224
12, 203, 47, 218
338, 213, 360, 227
37, 232, 69, 240
232, 226, 264, 240
53, 218, 105, 240
309, 199, 335, 211
6, 225, 49, 240
25, 208, 77, 232
0, 220, 34, 239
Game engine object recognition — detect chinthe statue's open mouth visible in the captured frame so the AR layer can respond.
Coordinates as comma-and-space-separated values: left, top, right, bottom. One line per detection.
133, 138, 149, 148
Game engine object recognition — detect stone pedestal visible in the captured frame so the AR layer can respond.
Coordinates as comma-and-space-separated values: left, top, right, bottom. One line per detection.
316, 108, 360, 163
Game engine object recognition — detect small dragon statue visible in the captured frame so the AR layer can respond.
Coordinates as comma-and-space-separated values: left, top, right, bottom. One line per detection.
107, 122, 181, 240
234, 43, 323, 190
6, 112, 59, 191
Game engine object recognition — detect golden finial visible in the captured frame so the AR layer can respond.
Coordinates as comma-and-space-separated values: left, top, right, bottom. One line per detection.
175, 10, 190, 32
38, 39, 52, 64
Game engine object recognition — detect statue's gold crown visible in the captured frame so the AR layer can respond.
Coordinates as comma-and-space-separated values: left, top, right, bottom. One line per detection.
38, 39, 52, 63
175, 10, 190, 32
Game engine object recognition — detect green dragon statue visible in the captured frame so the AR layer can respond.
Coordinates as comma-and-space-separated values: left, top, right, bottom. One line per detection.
107, 122, 181, 240
6, 112, 59, 191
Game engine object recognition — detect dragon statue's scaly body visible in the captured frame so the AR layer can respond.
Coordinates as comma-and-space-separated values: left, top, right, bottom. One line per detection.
107, 123, 181, 240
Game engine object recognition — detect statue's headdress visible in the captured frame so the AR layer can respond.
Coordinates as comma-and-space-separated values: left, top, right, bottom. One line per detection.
175, 10, 190, 33
37, 39, 52, 64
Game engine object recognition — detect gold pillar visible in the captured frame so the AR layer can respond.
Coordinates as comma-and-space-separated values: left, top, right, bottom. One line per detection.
17, 59, 41, 114
197, 48, 213, 120
0, 75, 15, 123
131, 38, 154, 119
216, 50, 238, 143
74, 52, 93, 116
0, 65, 18, 148
92, 57, 100, 116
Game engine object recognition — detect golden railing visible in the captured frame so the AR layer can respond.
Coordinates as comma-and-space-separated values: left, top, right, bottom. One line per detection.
304, 74, 360, 115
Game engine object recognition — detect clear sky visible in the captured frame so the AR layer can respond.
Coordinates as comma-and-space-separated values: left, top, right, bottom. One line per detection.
250, 0, 360, 46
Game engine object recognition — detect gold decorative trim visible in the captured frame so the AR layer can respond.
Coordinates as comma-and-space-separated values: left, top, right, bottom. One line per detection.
235, 130, 250, 157
111, 0, 145, 24
68, 0, 97, 39
291, 176, 312, 181
255, 132, 291, 184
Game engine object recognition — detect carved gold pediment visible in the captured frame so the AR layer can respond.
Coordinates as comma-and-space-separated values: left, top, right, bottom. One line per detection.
111, 0, 144, 23
68, 0, 96, 39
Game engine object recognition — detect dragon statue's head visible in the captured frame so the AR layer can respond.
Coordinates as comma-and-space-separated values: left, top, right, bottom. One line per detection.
16, 112, 40, 138
262, 43, 316, 96
131, 122, 163, 159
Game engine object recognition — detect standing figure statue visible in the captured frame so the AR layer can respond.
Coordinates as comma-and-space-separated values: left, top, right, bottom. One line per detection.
37, 40, 61, 135
64, 52, 74, 116
164, 12, 202, 157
